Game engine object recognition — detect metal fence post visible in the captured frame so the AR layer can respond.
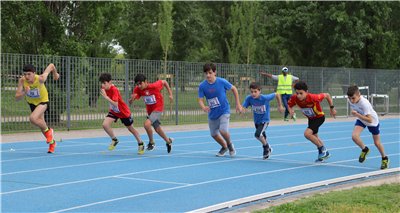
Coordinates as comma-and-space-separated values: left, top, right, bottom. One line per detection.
66, 56, 71, 131
125, 59, 129, 104
175, 61, 179, 125
321, 68, 324, 110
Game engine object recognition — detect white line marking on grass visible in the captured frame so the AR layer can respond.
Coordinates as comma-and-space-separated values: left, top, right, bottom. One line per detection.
50, 164, 318, 213
114, 176, 190, 185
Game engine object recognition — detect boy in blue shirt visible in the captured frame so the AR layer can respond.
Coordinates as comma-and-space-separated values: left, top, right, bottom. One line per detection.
240, 81, 283, 159
198, 62, 242, 157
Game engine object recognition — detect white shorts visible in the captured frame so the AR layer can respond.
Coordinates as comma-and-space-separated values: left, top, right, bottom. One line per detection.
208, 114, 230, 136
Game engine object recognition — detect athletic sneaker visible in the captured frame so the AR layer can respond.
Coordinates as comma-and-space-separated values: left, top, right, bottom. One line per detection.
381, 158, 390, 170
263, 146, 273, 160
166, 138, 173, 153
359, 147, 370, 163
216, 147, 229, 157
47, 140, 57, 153
315, 151, 331, 163
44, 128, 54, 143
108, 139, 119, 151
318, 147, 329, 159
138, 143, 145, 155
292, 113, 297, 121
146, 141, 156, 151
284, 118, 289, 121
227, 143, 236, 156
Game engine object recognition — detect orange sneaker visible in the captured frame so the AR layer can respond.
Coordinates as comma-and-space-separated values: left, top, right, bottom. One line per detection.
47, 141, 57, 153
44, 128, 54, 143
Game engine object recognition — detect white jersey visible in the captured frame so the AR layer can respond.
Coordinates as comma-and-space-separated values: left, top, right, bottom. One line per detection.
348, 97, 379, 127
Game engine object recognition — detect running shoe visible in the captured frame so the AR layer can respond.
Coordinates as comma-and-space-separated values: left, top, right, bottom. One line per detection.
47, 140, 57, 153
146, 141, 156, 151
315, 151, 331, 163
318, 147, 329, 159
284, 118, 289, 121
381, 158, 390, 170
138, 143, 145, 155
227, 143, 236, 156
44, 128, 54, 143
216, 147, 229, 157
292, 113, 297, 121
263, 146, 273, 160
166, 138, 173, 153
359, 147, 370, 163
108, 139, 119, 151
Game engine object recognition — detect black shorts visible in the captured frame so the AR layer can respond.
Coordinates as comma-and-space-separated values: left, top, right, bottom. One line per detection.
308, 115, 325, 134
254, 122, 269, 138
29, 102, 49, 113
106, 112, 134, 126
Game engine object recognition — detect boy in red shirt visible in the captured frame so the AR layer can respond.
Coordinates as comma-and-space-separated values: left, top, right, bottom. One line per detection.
99, 73, 145, 154
129, 74, 174, 153
287, 81, 337, 163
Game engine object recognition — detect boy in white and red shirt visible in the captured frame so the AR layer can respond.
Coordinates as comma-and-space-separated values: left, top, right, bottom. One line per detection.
129, 74, 174, 153
99, 72, 144, 154
287, 81, 337, 163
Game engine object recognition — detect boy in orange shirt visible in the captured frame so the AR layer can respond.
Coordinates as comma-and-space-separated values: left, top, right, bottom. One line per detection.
287, 81, 337, 162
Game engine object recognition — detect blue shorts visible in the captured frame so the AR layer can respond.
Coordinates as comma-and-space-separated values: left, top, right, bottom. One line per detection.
355, 120, 380, 135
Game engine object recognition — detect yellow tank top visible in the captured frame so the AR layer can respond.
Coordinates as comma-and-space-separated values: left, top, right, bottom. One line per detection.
23, 75, 49, 105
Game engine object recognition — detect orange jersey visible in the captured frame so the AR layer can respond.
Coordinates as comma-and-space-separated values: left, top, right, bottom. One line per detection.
288, 93, 325, 119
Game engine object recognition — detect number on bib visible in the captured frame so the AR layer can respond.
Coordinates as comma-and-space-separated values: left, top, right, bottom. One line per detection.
27, 88, 40, 98
300, 107, 316, 117
207, 97, 221, 108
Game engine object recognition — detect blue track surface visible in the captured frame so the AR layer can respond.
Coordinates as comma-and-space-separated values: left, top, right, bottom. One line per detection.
1, 118, 399, 212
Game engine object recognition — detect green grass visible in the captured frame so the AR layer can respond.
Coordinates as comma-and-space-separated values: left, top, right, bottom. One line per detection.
254, 182, 400, 213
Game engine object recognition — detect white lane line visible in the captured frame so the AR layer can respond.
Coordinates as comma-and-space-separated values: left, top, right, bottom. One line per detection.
3, 121, 398, 145
114, 176, 189, 185
1, 156, 242, 194
50, 164, 318, 213
2, 139, 398, 176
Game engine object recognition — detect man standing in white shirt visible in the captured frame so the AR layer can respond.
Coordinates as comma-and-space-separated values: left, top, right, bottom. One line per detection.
260, 67, 299, 121
347, 85, 389, 169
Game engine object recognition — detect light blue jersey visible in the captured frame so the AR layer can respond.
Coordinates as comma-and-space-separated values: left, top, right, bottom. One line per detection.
243, 93, 276, 124
198, 77, 232, 119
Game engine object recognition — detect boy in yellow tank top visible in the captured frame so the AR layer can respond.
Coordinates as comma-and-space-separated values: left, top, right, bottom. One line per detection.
15, 63, 60, 153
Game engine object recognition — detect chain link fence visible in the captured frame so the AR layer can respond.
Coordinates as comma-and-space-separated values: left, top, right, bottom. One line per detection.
2, 53, 399, 133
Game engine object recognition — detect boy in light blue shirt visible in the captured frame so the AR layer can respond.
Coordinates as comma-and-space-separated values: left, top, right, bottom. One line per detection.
240, 81, 283, 159
198, 62, 241, 157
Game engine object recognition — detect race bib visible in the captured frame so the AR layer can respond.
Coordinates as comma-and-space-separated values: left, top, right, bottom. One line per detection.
109, 103, 120, 113
207, 97, 221, 108
27, 88, 40, 98
300, 107, 316, 117
252, 105, 266, 114
142, 95, 156, 105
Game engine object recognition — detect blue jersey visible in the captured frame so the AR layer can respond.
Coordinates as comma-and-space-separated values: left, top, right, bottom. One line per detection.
242, 93, 276, 124
198, 77, 232, 119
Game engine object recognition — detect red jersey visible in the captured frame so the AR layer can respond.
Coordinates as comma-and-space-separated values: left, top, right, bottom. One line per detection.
104, 84, 131, 118
133, 80, 164, 114
287, 93, 325, 119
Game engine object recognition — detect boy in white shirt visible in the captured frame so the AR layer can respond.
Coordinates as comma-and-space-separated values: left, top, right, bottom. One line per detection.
347, 85, 389, 169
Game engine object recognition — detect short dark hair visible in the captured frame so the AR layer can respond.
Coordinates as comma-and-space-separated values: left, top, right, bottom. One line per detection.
99, 72, 112, 82
203, 62, 216, 73
134, 74, 147, 84
347, 85, 360, 96
23, 64, 35, 73
294, 81, 308, 91
249, 81, 261, 91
